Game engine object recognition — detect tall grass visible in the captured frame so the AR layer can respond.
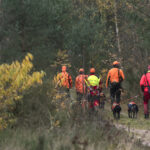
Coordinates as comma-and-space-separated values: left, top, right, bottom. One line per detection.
0, 82, 149, 150
0, 107, 149, 149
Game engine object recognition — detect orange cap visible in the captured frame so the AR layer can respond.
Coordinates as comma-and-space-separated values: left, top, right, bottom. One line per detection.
62, 66, 67, 72
79, 68, 84, 73
113, 61, 120, 66
90, 68, 95, 73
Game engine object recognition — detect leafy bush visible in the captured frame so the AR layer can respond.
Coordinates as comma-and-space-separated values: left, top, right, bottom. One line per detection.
0, 53, 45, 129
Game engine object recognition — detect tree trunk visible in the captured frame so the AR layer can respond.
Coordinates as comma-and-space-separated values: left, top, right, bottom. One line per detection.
114, 0, 121, 53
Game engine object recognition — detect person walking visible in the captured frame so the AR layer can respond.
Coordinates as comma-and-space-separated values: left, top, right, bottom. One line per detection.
56, 66, 72, 96
106, 61, 125, 105
75, 68, 88, 102
85, 68, 102, 110
140, 65, 150, 118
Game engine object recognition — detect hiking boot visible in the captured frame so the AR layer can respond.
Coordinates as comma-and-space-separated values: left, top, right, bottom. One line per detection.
147, 114, 149, 118
145, 114, 149, 119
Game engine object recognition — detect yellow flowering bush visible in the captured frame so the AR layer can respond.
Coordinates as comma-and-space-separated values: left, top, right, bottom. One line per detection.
0, 53, 45, 130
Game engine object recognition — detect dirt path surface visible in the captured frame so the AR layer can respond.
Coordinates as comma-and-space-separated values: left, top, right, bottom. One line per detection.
70, 89, 150, 147
114, 122, 150, 147
104, 102, 150, 147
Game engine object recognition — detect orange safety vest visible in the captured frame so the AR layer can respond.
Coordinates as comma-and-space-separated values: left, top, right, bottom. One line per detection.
57, 72, 72, 89
106, 68, 125, 88
140, 72, 150, 92
75, 74, 88, 94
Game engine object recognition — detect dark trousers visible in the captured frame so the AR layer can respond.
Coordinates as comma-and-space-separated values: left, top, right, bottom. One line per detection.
110, 82, 121, 104
76, 92, 84, 102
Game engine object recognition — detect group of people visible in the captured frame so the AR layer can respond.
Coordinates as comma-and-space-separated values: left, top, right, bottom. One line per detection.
56, 62, 150, 119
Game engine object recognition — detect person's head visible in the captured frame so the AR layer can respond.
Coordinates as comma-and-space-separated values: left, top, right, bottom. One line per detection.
148, 65, 150, 71
113, 61, 120, 68
90, 68, 95, 75
79, 68, 84, 74
62, 66, 67, 72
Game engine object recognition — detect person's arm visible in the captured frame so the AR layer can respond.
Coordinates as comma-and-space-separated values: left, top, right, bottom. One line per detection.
85, 76, 90, 87
68, 75, 73, 88
55, 73, 61, 88
120, 70, 125, 81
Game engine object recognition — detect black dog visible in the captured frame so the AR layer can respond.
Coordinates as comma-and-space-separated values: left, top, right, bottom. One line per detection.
128, 102, 138, 118
112, 102, 121, 119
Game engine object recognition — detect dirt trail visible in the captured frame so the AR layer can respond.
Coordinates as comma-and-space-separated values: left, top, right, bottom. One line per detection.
114, 122, 150, 147
104, 103, 150, 147
70, 89, 150, 147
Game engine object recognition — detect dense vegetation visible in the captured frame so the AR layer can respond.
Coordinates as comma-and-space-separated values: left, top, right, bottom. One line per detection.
1, 0, 150, 92
0, 0, 150, 149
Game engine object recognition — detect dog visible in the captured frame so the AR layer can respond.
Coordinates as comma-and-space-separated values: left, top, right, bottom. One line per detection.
112, 102, 121, 119
128, 102, 138, 118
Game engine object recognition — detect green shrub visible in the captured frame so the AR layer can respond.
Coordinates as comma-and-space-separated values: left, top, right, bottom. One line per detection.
0, 53, 45, 129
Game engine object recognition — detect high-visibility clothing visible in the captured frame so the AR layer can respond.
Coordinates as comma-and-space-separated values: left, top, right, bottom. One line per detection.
75, 74, 88, 94
85, 75, 102, 98
140, 72, 150, 92
129, 101, 136, 105
57, 72, 72, 89
86, 75, 100, 87
112, 102, 119, 110
140, 71, 150, 115
106, 68, 125, 88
